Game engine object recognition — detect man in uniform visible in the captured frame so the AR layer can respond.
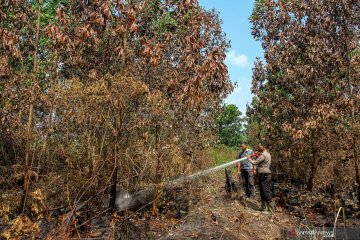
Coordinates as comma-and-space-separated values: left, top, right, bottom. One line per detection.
248, 142, 274, 214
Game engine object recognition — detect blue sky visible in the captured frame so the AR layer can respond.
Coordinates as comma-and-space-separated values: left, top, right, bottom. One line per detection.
198, 0, 263, 114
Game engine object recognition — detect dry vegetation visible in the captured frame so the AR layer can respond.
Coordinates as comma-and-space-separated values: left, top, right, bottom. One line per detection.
248, 0, 359, 198
0, 0, 232, 238
1, 0, 359, 239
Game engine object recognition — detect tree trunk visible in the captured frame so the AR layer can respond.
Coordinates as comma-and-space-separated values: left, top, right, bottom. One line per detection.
307, 145, 319, 191
122, 33, 127, 65
109, 145, 118, 211
22, 0, 41, 213
353, 137, 360, 205
109, 109, 123, 211
343, 6, 360, 206
152, 124, 160, 214
289, 153, 295, 180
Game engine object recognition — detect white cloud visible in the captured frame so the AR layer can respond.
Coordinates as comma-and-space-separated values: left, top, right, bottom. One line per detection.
225, 77, 253, 114
226, 50, 249, 68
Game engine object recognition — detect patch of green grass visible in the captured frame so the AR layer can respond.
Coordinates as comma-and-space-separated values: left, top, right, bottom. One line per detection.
208, 145, 239, 166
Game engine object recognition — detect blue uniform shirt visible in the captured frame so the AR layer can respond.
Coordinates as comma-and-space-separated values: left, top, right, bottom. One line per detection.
238, 149, 254, 170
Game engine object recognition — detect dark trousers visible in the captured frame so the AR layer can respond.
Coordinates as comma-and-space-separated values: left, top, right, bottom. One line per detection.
258, 173, 272, 202
240, 169, 254, 197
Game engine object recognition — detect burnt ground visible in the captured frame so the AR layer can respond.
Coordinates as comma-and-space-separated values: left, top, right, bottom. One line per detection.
155, 177, 300, 240
158, 188, 298, 240
2, 172, 360, 239
109, 172, 360, 240
89, 176, 298, 240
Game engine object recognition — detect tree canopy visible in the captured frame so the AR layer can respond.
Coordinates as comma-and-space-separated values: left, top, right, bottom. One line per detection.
0, 1, 233, 237
217, 104, 246, 147
248, 0, 359, 192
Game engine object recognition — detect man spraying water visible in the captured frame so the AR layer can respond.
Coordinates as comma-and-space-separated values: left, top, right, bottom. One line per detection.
237, 143, 255, 198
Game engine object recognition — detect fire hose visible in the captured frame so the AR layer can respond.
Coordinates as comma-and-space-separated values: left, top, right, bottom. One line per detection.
115, 155, 259, 211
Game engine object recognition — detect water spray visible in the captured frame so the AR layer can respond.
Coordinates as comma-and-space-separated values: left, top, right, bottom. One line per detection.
115, 157, 249, 211
169, 156, 248, 185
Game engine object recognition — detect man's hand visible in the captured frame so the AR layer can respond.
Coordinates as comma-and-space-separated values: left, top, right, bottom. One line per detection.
247, 155, 254, 164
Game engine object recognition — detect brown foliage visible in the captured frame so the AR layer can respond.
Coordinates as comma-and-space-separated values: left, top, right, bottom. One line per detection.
0, 0, 232, 237
248, 0, 359, 192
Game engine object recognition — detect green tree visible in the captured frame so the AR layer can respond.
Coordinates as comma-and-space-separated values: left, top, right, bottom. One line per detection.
218, 104, 246, 147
